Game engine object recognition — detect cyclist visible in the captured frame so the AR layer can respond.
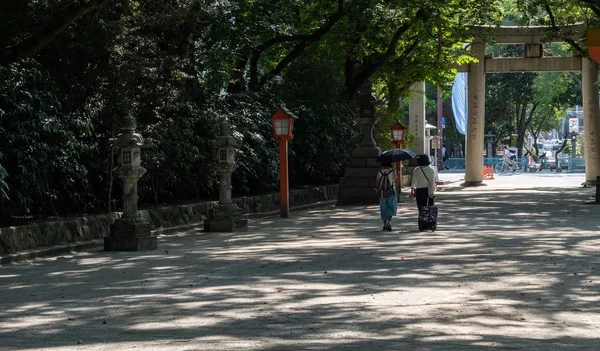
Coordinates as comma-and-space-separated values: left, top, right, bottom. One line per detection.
523, 148, 534, 169
503, 146, 516, 172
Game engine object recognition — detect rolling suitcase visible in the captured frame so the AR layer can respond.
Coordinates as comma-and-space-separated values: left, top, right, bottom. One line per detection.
418, 198, 437, 232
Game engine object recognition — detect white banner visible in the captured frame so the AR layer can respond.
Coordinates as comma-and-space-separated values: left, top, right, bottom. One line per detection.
451, 73, 468, 135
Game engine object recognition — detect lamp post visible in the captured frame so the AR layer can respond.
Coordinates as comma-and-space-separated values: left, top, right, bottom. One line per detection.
425, 123, 437, 160
270, 106, 298, 218
485, 133, 495, 166
431, 136, 442, 171
391, 121, 407, 149
391, 121, 407, 189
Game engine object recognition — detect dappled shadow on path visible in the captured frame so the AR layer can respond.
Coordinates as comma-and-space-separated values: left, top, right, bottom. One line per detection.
1, 183, 600, 350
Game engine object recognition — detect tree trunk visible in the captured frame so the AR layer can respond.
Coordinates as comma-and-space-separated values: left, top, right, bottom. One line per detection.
345, 23, 423, 99
256, 3, 345, 89
107, 123, 116, 213
226, 46, 252, 94
0, 0, 111, 65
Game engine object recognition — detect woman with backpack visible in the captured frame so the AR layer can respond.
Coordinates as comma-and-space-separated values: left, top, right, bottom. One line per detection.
376, 162, 397, 231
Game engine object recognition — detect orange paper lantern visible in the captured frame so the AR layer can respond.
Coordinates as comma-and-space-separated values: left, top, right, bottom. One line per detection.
587, 28, 600, 64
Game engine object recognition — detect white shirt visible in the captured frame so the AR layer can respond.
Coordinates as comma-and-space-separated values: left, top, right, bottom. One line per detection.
411, 166, 436, 195
504, 148, 510, 157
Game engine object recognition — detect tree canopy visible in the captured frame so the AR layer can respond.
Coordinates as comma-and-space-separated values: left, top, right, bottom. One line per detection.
0, 0, 597, 222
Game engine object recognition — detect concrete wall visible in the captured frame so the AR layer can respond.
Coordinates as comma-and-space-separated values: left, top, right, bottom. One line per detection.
0, 185, 338, 254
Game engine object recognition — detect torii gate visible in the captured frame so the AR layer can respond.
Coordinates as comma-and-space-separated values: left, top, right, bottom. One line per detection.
408, 24, 600, 186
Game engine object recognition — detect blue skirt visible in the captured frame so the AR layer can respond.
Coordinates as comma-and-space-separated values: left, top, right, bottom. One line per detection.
379, 190, 398, 220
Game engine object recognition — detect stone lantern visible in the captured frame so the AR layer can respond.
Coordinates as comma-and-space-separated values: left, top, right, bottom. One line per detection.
356, 81, 378, 149
336, 80, 382, 205
204, 119, 248, 232
105, 113, 156, 251
485, 132, 496, 165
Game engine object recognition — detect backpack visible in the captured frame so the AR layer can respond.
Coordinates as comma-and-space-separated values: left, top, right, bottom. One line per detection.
376, 169, 395, 198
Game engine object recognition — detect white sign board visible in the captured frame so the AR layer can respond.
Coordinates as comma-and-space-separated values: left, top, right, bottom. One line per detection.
431, 137, 441, 149
569, 118, 579, 133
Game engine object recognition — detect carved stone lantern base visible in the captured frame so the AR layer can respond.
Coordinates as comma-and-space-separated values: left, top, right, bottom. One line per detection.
105, 217, 157, 251
336, 146, 382, 205
204, 204, 248, 232
337, 80, 382, 206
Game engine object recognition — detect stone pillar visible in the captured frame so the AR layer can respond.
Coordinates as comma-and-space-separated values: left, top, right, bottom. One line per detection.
582, 57, 600, 186
204, 119, 248, 231
105, 114, 156, 251
337, 80, 382, 205
464, 41, 486, 186
409, 82, 426, 155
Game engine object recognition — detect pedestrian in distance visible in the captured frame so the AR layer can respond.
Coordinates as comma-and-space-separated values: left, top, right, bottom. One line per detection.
442, 146, 449, 170
375, 162, 397, 231
410, 154, 436, 210
411, 154, 438, 231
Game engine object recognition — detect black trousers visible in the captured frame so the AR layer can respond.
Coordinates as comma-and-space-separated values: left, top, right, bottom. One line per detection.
415, 188, 434, 210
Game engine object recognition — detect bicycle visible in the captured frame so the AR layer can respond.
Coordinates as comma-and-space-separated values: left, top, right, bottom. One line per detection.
495, 157, 522, 174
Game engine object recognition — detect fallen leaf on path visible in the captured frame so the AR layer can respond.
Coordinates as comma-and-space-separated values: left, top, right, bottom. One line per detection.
165, 250, 169, 254
67, 317, 76, 321
485, 297, 490, 300
323, 271, 328, 274
520, 318, 526, 321
573, 273, 578, 275
400, 257, 404, 260
520, 292, 525, 296
277, 289, 283, 293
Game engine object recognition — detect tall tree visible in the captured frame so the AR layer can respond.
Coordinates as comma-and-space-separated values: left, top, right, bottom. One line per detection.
0, 0, 111, 65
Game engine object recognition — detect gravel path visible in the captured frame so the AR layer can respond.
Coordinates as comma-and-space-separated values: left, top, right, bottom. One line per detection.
1, 173, 599, 350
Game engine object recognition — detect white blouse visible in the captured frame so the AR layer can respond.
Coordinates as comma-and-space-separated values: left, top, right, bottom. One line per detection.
411, 166, 436, 195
